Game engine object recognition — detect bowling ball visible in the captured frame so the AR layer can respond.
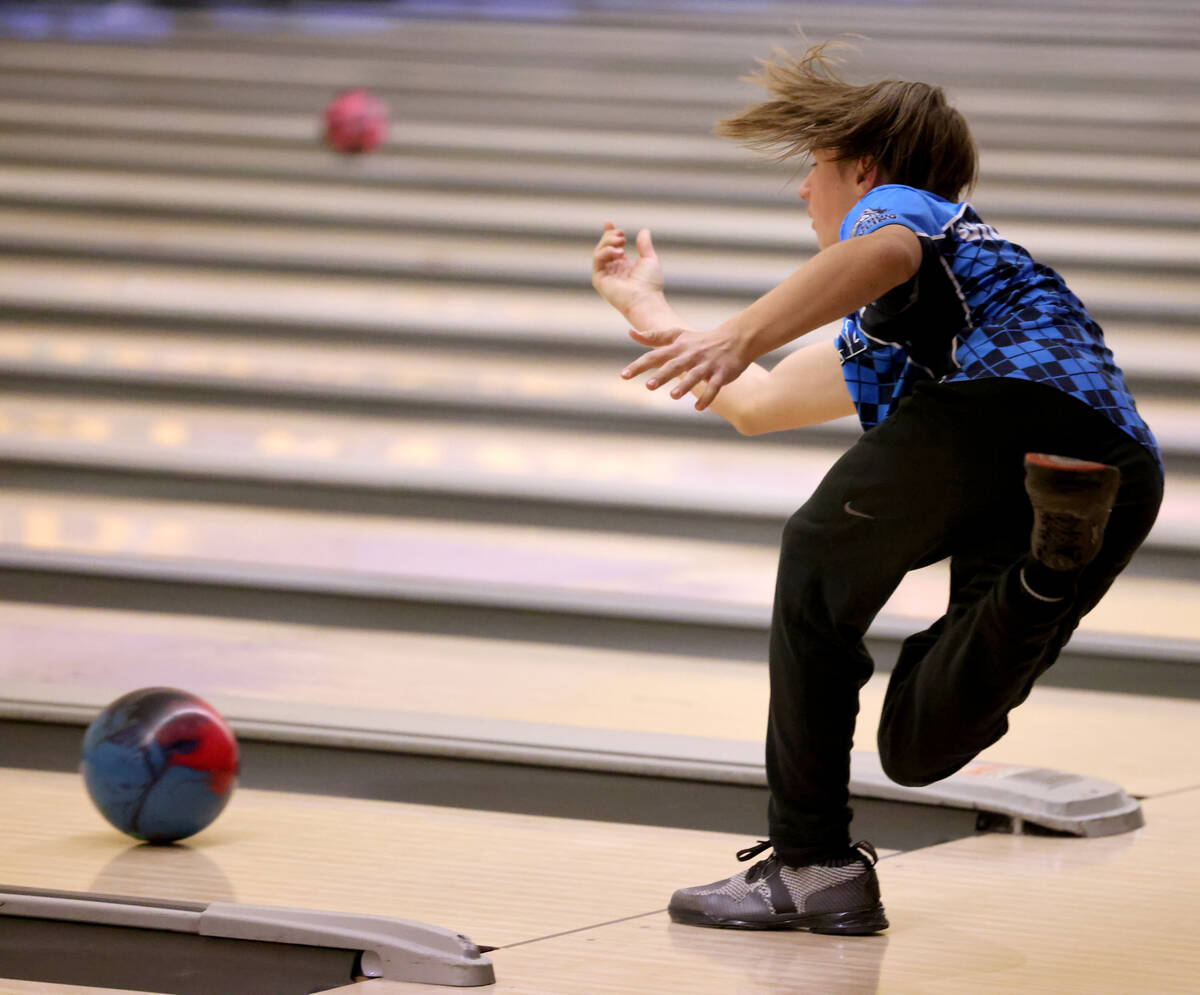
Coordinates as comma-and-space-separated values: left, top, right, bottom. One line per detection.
81, 687, 239, 845
323, 88, 388, 154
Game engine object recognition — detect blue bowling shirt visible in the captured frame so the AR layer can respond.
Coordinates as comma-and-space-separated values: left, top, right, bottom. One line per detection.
833, 184, 1159, 460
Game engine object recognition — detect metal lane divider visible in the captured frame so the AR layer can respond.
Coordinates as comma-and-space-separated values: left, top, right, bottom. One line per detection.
0, 883, 496, 989
0, 686, 1145, 840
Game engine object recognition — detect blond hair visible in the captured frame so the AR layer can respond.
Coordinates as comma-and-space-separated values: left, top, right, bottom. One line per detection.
716, 40, 978, 201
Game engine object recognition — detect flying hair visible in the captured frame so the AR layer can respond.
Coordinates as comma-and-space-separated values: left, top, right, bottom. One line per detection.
715, 39, 978, 201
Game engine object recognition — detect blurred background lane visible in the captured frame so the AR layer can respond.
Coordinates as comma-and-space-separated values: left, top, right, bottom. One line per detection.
0, 0, 1197, 809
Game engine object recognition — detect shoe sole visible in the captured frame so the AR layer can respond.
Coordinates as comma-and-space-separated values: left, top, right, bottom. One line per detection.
1023, 453, 1121, 570
1024, 453, 1120, 512
1025, 453, 1111, 473
668, 903, 889, 935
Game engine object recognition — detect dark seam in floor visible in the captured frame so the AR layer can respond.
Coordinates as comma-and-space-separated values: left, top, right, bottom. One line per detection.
494, 909, 665, 951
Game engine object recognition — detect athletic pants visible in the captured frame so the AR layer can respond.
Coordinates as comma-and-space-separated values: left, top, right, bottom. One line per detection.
766, 377, 1164, 859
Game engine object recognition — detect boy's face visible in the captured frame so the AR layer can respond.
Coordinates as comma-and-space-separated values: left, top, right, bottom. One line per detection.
798, 151, 876, 250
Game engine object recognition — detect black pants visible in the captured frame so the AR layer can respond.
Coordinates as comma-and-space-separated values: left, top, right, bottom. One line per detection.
765, 377, 1163, 858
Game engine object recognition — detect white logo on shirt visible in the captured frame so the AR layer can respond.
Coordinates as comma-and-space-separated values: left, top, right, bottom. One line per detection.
954, 220, 1000, 243
851, 208, 898, 237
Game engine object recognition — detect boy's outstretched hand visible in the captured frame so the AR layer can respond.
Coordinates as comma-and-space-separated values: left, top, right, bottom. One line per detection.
592, 222, 750, 410
591, 223, 664, 318
622, 323, 751, 411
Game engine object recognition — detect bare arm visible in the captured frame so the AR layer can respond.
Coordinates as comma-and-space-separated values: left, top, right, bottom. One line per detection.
717, 225, 921, 364
591, 222, 879, 434
623, 224, 922, 409
621, 273, 853, 435
720, 341, 855, 435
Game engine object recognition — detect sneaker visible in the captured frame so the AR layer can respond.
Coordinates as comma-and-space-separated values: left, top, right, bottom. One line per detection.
1024, 453, 1121, 571
668, 840, 888, 934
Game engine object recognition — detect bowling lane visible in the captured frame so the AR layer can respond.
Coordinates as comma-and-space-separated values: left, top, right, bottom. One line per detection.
0, 322, 1190, 432
0, 322, 726, 425
0, 393, 845, 517
2, 601, 1199, 798
182, 1, 1200, 50
0, 259, 1195, 347
0, 164, 818, 249
354, 789, 1200, 994
0, 258, 742, 347
0, 205, 801, 295
2, 95, 1200, 190
3, 157, 1199, 233
6, 70, 1200, 165
3, 131, 1197, 217
74, 4, 1200, 58
0, 489, 1195, 647
3, 167, 1200, 271
0, 766, 878, 950
0, 392, 1196, 550
2, 28, 1198, 96
4, 764, 1192, 993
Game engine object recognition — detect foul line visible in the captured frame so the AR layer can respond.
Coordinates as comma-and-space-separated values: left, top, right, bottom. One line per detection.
495, 909, 666, 951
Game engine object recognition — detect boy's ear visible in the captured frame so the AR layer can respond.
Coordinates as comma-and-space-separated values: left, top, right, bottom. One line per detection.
854, 156, 882, 191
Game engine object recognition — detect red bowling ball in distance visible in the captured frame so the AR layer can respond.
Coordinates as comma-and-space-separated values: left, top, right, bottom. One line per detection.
323, 88, 388, 155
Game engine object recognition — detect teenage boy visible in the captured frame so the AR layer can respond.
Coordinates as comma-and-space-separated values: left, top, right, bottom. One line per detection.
591, 42, 1162, 934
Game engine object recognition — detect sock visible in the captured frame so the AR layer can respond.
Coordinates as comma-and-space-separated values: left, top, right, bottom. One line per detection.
772, 842, 853, 866
1019, 556, 1077, 603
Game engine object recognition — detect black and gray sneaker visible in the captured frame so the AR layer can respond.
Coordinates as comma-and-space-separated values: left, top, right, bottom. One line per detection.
1024, 453, 1121, 571
668, 840, 888, 934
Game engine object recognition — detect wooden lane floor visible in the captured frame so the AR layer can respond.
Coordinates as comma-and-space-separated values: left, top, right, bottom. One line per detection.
2, 98, 1199, 192
4, 65, 1200, 161
0, 323, 1193, 443
2, 184, 1199, 280
3, 130, 1197, 213
0, 764, 897, 994
2, 601, 1198, 800
0, 257, 741, 348
1, 598, 1198, 989
82, 1, 1200, 56
0, 772, 1197, 992
0, 765, 789, 950
2, 22, 1198, 101
0, 73, 1195, 162
0, 487, 1194, 654
359, 791, 1200, 994
0, 392, 1195, 553
1, 4, 1198, 200
0, 326, 1190, 453
0, 321, 769, 431
0, 255, 1195, 346
174, 0, 1200, 50
0, 393, 847, 518
3, 159, 1200, 234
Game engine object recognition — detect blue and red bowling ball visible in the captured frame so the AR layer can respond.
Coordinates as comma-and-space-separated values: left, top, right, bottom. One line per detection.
323, 88, 388, 155
81, 687, 239, 845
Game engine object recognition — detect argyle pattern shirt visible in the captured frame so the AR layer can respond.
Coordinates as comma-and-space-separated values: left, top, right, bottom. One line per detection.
834, 185, 1159, 461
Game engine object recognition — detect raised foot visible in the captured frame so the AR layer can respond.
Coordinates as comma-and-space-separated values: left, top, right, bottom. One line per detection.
1024, 452, 1120, 571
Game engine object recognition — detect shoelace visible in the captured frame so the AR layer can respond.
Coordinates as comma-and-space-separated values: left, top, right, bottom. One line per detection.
849, 840, 879, 869
735, 840, 776, 883
735, 840, 773, 862
735, 838, 879, 881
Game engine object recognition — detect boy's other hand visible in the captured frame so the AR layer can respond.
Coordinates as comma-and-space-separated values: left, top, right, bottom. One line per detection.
622, 323, 751, 411
591, 223, 664, 317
